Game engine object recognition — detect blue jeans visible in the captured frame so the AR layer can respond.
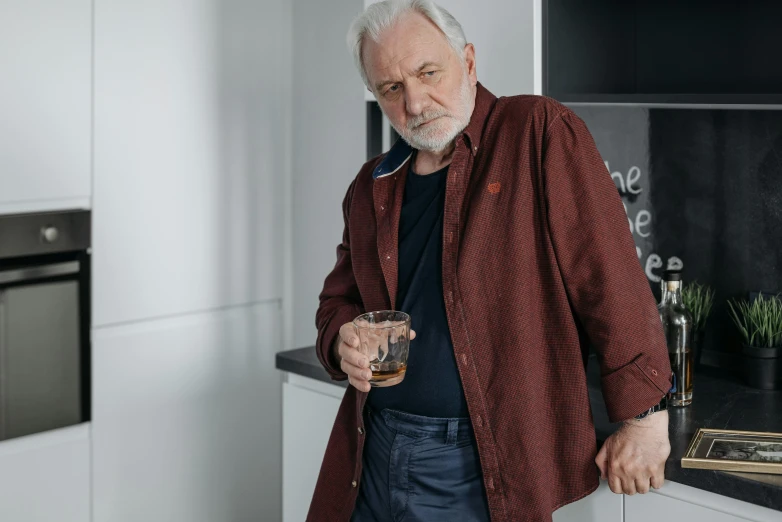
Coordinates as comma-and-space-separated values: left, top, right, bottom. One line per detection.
351, 407, 491, 522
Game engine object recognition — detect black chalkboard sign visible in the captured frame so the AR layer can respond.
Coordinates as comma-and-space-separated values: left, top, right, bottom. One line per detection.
570, 106, 782, 362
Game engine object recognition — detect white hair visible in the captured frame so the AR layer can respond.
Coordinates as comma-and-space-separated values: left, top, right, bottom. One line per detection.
347, 0, 467, 89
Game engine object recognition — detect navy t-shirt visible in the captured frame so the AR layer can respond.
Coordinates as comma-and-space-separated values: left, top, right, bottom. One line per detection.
367, 160, 469, 418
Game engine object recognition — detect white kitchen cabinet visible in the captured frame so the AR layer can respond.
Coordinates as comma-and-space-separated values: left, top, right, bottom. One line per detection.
93, 0, 289, 326
552, 481, 623, 522
362, 0, 542, 100
0, 0, 91, 214
625, 481, 781, 522
92, 301, 282, 522
0, 423, 90, 522
282, 375, 344, 522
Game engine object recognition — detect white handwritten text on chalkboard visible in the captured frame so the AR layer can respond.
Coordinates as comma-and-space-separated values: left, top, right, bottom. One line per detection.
606, 161, 683, 283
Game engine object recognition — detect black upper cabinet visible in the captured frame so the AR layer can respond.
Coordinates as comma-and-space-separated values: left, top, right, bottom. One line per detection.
544, 0, 782, 105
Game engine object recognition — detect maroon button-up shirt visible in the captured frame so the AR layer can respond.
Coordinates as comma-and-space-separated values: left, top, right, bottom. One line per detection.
309, 83, 673, 522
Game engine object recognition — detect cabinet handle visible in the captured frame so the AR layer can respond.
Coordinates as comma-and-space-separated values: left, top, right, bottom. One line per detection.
40, 226, 59, 244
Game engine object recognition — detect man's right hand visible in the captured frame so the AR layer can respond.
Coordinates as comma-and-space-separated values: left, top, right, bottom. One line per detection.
334, 321, 416, 392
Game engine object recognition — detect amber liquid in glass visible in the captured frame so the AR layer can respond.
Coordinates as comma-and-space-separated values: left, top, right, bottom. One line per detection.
669, 350, 694, 406
370, 360, 407, 387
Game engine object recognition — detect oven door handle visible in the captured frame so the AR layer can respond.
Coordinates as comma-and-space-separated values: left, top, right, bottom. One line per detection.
0, 261, 80, 285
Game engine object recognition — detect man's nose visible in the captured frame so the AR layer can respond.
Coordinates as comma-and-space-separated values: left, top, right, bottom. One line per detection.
405, 84, 431, 117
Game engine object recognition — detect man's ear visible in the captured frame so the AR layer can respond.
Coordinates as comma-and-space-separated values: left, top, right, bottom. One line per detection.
463, 43, 477, 85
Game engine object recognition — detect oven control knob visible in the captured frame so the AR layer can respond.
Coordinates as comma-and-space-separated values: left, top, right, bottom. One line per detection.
41, 226, 59, 244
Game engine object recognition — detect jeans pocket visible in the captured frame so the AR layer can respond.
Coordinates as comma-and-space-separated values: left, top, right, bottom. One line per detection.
403, 438, 489, 522
388, 433, 420, 522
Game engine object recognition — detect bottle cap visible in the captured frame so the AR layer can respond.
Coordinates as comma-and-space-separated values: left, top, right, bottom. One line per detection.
663, 269, 682, 281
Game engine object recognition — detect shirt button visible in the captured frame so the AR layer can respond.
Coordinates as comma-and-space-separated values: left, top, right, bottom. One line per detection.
386, 255, 391, 260
476, 416, 483, 427
380, 205, 385, 211
461, 353, 468, 365
474, 145, 478, 152
448, 291, 453, 302
651, 369, 658, 376
487, 477, 494, 490
351, 480, 357, 488
358, 426, 365, 435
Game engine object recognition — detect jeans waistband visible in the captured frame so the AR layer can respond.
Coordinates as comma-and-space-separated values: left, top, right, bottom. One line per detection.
371, 407, 474, 445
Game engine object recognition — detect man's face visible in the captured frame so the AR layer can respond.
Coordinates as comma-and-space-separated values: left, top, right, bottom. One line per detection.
363, 11, 477, 152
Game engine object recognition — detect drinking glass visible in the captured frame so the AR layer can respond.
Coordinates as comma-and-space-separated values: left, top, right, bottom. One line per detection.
353, 311, 411, 387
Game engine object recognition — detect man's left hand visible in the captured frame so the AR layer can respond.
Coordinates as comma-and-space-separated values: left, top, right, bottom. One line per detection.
595, 411, 671, 495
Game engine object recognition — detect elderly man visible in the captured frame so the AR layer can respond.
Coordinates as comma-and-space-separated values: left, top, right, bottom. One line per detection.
310, 1, 673, 521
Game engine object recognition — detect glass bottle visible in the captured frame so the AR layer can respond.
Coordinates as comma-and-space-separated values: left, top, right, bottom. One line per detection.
658, 269, 694, 406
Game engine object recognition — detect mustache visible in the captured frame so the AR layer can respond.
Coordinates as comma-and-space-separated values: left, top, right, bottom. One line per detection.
407, 110, 451, 131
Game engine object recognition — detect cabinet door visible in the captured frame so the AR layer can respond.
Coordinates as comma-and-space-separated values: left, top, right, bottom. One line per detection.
553, 481, 623, 522
625, 486, 780, 522
0, 0, 91, 214
92, 302, 282, 522
283, 376, 343, 522
0, 424, 90, 522
93, 0, 286, 325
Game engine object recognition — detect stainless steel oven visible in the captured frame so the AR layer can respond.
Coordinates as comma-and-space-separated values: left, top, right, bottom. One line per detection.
0, 210, 90, 441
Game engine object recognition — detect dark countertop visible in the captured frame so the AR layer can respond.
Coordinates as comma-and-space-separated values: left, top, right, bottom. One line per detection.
276, 347, 782, 512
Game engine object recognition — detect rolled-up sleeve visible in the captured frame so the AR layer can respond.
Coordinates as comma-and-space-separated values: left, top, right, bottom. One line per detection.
542, 109, 672, 423
314, 178, 365, 381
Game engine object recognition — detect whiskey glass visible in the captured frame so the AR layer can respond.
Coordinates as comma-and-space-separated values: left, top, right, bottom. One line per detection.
353, 311, 411, 387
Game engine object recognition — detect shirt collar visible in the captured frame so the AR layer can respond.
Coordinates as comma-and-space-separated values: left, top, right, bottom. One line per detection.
461, 81, 496, 155
372, 82, 497, 180
373, 137, 414, 180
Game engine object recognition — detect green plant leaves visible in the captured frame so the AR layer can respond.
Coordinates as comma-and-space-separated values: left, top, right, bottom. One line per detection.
728, 293, 782, 348
682, 281, 715, 332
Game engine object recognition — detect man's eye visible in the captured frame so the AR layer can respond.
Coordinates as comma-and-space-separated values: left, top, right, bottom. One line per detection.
426, 71, 436, 76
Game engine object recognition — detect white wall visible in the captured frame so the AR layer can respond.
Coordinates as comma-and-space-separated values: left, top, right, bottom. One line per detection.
438, 0, 539, 96
92, 0, 291, 520
291, 0, 367, 349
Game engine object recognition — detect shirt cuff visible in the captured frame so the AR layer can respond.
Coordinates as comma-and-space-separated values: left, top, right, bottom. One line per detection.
600, 354, 673, 423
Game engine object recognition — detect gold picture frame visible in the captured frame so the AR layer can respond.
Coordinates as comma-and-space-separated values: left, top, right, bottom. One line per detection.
682, 428, 782, 475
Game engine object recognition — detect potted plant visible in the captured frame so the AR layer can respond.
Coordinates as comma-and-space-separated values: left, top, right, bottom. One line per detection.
681, 281, 715, 368
727, 293, 782, 390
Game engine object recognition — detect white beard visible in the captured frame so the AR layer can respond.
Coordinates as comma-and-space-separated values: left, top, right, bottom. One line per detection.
391, 70, 474, 153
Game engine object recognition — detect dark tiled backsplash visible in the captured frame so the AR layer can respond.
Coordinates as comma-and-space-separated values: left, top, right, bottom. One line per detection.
572, 105, 782, 360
